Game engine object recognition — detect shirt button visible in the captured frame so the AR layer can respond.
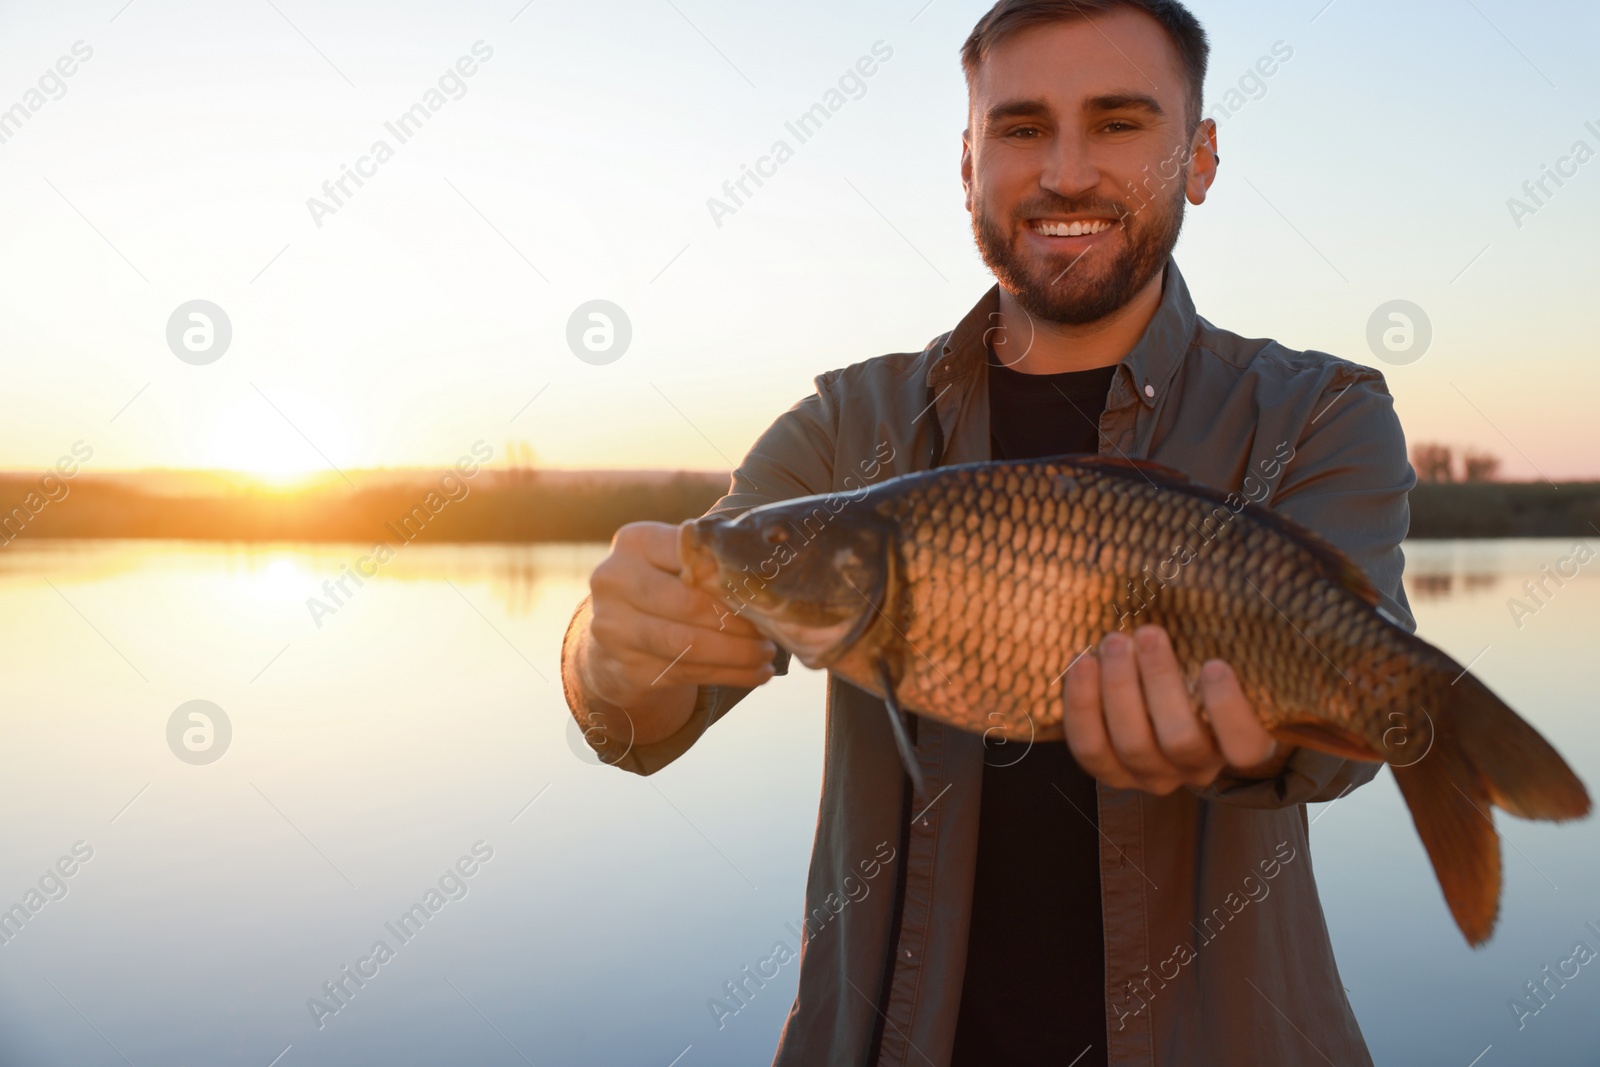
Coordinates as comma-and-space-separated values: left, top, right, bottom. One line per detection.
1144, 384, 1156, 399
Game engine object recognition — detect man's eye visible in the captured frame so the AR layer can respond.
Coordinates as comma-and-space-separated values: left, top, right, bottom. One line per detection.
1008, 126, 1043, 140
1102, 120, 1138, 133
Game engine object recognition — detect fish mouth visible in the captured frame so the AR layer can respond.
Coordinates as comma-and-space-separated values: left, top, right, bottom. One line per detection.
676, 516, 781, 624
675, 514, 882, 670
677, 519, 721, 591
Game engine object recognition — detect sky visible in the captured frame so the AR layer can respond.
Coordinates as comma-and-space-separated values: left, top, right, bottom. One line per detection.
0, 0, 1596, 480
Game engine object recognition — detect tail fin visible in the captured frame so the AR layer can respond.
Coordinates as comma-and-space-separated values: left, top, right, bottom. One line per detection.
1392, 673, 1590, 947
1453, 674, 1590, 821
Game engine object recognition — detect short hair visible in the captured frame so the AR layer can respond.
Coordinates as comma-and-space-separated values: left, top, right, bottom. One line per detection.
961, 0, 1210, 131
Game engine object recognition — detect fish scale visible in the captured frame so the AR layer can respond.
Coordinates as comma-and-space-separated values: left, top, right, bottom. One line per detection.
679, 454, 1591, 945
888, 460, 1367, 745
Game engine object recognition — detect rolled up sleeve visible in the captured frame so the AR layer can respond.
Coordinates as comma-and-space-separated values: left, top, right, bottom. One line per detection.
1199, 361, 1416, 808
562, 381, 840, 776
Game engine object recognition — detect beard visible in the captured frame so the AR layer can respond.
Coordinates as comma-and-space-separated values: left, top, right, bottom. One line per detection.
972, 183, 1186, 326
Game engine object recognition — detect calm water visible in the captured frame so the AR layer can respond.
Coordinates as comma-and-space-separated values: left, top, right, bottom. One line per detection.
0, 539, 1595, 1066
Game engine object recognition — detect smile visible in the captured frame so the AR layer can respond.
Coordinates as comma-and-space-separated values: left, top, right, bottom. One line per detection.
1029, 218, 1117, 237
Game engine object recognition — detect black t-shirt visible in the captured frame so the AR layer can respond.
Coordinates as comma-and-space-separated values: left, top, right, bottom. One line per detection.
948, 353, 1117, 1067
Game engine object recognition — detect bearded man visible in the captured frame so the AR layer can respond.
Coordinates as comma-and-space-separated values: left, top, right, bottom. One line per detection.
561, 2, 1414, 1064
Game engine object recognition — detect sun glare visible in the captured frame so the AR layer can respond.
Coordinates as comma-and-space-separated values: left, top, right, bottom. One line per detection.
208, 392, 353, 485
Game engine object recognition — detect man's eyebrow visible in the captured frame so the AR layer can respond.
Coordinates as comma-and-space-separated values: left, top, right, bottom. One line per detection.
982, 92, 1166, 127
1086, 92, 1165, 116
983, 98, 1051, 125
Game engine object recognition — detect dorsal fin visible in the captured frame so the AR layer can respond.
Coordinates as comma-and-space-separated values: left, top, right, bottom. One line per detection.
1048, 454, 1383, 608
1047, 454, 1194, 487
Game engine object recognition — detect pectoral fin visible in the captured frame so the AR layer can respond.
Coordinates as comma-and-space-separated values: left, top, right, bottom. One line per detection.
877, 658, 926, 800
1271, 719, 1383, 762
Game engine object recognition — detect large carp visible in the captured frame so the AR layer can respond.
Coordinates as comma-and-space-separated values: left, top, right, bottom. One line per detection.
677, 455, 1590, 946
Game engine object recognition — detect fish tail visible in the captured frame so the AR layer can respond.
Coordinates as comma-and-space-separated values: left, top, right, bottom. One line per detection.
1391, 671, 1590, 946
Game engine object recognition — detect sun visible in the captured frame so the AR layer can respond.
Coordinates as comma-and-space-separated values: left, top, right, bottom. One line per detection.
207, 390, 353, 485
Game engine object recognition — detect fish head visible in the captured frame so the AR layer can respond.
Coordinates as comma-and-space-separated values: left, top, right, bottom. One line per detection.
678, 494, 894, 669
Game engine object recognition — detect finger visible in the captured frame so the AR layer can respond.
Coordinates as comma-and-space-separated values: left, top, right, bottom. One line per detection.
595, 553, 765, 639
610, 520, 766, 636
592, 605, 776, 671
1061, 653, 1139, 789
1134, 626, 1223, 782
639, 659, 777, 691
608, 646, 776, 691
1199, 660, 1277, 769
615, 520, 688, 573
1099, 632, 1183, 790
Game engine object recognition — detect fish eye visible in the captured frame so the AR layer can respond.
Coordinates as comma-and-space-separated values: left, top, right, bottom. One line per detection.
763, 524, 788, 545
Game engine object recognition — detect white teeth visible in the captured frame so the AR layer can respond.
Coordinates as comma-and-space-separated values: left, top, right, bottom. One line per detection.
1033, 219, 1113, 237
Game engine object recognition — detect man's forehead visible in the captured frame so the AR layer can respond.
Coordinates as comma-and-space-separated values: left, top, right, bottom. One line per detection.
966, 11, 1185, 118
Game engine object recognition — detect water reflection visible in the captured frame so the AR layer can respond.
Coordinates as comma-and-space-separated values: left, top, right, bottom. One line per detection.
0, 540, 1594, 1065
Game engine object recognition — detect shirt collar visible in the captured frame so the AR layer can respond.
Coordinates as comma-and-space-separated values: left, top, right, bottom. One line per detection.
926, 258, 1199, 411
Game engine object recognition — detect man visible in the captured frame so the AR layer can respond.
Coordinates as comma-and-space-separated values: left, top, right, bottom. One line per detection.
561, 1, 1414, 1064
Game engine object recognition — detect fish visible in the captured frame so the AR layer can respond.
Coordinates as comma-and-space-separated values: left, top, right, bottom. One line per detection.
677, 455, 1591, 947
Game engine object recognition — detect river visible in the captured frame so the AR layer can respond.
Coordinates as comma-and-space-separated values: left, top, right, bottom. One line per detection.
0, 539, 1594, 1065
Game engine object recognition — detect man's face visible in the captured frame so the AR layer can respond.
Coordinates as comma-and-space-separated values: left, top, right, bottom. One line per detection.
962, 9, 1216, 325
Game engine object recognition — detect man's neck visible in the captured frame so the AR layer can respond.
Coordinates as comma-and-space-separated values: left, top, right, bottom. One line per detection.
991, 269, 1166, 375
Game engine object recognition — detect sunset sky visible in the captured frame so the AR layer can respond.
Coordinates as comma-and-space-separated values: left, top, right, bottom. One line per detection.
0, 0, 1595, 479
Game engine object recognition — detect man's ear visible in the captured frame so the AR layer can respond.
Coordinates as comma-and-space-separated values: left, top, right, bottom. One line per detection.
1185, 118, 1219, 206
961, 129, 974, 212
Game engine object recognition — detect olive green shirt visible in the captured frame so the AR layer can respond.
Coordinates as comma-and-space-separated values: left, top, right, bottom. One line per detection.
562, 260, 1415, 1066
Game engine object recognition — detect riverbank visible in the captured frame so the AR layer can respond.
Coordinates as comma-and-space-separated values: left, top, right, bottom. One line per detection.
0, 472, 1594, 544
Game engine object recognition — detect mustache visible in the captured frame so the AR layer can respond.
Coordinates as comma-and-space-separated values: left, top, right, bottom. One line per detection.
1010, 193, 1133, 223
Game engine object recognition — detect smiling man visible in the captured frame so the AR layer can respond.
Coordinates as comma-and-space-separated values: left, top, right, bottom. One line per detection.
561, 2, 1414, 1064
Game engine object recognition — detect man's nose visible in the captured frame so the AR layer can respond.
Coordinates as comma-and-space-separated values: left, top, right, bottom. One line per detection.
1038, 132, 1100, 198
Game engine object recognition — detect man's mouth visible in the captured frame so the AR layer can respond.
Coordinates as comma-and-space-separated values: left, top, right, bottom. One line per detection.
1028, 217, 1119, 238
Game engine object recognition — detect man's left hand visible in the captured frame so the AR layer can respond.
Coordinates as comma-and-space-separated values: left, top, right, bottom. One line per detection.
1061, 625, 1282, 795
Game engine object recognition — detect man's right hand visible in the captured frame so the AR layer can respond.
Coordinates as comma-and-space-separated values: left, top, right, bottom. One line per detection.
571, 521, 778, 746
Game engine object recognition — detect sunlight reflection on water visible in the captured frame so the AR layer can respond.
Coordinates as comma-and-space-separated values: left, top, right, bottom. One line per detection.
0, 539, 1594, 1065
